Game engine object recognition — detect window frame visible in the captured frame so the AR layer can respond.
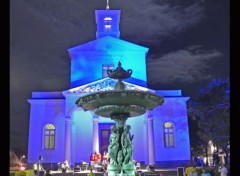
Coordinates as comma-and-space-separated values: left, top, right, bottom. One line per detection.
43, 124, 56, 150
163, 122, 175, 147
102, 64, 114, 78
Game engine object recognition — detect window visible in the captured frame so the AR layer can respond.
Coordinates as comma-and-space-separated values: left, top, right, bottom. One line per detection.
104, 17, 112, 21
102, 64, 114, 78
104, 17, 112, 31
104, 25, 112, 31
163, 122, 174, 147
43, 124, 55, 150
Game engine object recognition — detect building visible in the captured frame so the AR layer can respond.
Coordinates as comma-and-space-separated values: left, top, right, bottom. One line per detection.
27, 6, 191, 167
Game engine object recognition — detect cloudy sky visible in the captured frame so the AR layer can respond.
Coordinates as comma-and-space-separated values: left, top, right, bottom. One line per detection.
10, 0, 229, 154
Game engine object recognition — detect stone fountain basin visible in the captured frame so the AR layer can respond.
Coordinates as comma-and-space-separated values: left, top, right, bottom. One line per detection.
75, 90, 164, 117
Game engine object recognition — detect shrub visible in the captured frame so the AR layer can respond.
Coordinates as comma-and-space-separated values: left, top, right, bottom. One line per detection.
185, 167, 194, 176
14, 169, 34, 176
9, 172, 15, 176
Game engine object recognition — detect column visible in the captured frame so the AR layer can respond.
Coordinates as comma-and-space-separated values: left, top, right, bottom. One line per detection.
147, 111, 155, 165
92, 116, 99, 153
64, 117, 71, 162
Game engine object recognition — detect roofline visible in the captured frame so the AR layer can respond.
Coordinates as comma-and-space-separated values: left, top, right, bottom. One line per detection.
68, 36, 149, 53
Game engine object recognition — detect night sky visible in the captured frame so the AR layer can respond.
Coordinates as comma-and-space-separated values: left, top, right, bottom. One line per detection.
10, 0, 229, 154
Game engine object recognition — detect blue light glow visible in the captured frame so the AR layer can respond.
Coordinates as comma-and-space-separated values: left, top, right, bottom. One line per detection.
28, 8, 191, 166
68, 36, 148, 88
71, 111, 93, 165
95, 10, 120, 39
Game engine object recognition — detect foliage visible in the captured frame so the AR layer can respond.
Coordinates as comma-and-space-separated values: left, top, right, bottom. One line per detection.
187, 78, 230, 148
10, 172, 15, 176
14, 169, 34, 176
185, 167, 194, 176
190, 144, 205, 157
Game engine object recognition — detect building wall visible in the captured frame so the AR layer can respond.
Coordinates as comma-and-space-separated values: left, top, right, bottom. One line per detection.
68, 110, 149, 164
70, 110, 93, 165
28, 99, 65, 163
28, 94, 191, 166
69, 50, 147, 87
126, 114, 148, 163
153, 97, 191, 162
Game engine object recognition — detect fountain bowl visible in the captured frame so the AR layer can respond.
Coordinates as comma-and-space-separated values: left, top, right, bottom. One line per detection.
76, 90, 164, 117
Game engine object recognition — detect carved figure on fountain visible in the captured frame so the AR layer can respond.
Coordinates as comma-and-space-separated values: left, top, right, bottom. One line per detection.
121, 125, 133, 165
108, 125, 120, 165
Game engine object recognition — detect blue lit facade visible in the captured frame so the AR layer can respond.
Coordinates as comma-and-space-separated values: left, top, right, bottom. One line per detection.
28, 8, 191, 166
68, 36, 148, 88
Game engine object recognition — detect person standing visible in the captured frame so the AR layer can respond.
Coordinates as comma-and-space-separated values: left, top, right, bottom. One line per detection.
218, 164, 228, 176
95, 151, 101, 164
38, 155, 44, 172
193, 156, 198, 167
212, 152, 218, 167
90, 153, 95, 169
102, 151, 109, 166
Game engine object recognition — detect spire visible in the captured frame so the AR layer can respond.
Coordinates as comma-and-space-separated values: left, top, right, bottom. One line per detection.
106, 0, 110, 9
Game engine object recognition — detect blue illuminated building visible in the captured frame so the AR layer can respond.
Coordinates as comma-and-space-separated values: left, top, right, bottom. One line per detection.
27, 8, 191, 167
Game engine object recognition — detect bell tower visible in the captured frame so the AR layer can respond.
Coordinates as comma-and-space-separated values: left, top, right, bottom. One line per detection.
95, 1, 121, 39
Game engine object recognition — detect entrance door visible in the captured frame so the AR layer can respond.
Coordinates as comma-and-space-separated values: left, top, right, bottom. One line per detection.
99, 123, 114, 155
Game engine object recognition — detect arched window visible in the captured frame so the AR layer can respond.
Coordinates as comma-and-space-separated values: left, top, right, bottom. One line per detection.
43, 124, 55, 150
163, 122, 174, 147
104, 17, 112, 21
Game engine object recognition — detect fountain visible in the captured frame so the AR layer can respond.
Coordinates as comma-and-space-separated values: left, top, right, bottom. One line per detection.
75, 61, 164, 176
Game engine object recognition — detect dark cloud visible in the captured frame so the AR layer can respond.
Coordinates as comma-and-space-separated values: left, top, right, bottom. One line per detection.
147, 46, 221, 85
122, 1, 204, 37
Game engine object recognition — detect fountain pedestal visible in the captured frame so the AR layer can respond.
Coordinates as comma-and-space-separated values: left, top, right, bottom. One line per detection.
75, 62, 164, 176
107, 113, 135, 176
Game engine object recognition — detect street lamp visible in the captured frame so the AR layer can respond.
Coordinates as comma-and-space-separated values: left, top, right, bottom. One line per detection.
20, 155, 26, 171
20, 155, 26, 162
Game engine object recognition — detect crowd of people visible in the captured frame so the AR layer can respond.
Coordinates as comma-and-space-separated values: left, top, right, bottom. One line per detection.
188, 163, 229, 176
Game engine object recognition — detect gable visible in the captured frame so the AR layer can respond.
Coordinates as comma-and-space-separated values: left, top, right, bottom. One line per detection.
68, 36, 149, 53
63, 77, 184, 98
63, 77, 153, 95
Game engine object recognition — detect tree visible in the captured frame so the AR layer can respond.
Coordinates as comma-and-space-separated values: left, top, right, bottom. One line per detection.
187, 79, 230, 164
